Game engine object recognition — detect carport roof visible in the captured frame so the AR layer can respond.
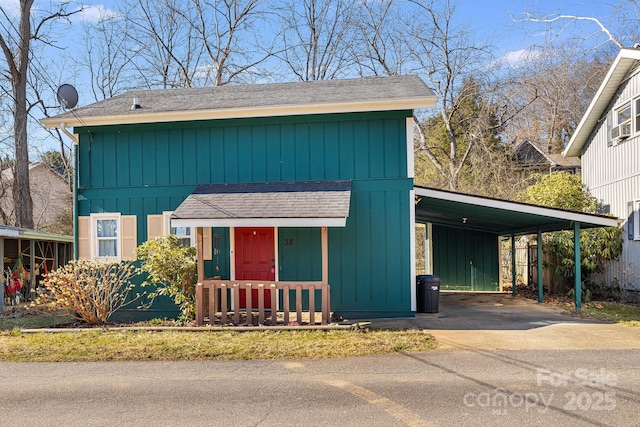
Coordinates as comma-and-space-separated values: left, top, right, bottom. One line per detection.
414, 186, 619, 236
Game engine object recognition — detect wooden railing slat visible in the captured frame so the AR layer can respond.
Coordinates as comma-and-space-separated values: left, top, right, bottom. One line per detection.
270, 284, 277, 325
258, 284, 265, 325
322, 284, 329, 325
220, 284, 227, 324
246, 283, 252, 326
196, 284, 204, 326
296, 285, 302, 325
233, 285, 240, 325
283, 285, 290, 325
309, 285, 315, 325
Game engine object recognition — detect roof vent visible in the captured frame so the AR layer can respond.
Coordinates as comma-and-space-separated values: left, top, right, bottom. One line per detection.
131, 98, 141, 110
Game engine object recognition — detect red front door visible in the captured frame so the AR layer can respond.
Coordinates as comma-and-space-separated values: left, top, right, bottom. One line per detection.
234, 227, 275, 309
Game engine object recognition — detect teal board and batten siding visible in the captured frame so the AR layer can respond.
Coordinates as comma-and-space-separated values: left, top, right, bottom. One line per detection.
75, 111, 414, 318
431, 225, 499, 291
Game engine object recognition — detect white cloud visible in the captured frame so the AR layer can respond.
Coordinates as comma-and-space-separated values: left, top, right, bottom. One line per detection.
0, 0, 20, 16
76, 4, 118, 23
498, 49, 542, 67
0, 1, 117, 23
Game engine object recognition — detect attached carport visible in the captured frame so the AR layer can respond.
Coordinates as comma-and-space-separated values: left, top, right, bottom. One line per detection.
413, 186, 620, 309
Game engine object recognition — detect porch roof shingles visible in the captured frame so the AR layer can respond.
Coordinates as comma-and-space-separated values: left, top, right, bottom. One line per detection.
171, 180, 352, 227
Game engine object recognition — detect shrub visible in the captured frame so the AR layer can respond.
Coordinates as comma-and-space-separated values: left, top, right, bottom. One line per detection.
135, 235, 197, 323
34, 260, 142, 325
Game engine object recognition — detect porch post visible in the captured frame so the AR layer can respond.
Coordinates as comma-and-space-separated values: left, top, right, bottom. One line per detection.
196, 227, 204, 282
321, 226, 328, 283
195, 227, 205, 325
537, 230, 543, 303
30, 239, 35, 298
511, 234, 516, 296
574, 222, 582, 310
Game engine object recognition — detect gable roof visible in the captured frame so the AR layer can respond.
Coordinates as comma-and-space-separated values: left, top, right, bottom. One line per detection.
40, 75, 436, 129
563, 48, 640, 157
1, 162, 68, 185
171, 180, 352, 227
514, 140, 580, 169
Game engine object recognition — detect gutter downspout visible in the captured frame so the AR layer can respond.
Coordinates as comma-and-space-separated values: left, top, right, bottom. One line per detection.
73, 132, 79, 260
59, 123, 79, 144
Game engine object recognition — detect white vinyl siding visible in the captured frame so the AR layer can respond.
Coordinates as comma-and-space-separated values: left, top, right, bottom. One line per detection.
579, 59, 640, 290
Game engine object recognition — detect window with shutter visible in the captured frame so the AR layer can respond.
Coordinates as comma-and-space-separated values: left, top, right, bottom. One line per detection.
153, 212, 213, 260
77, 216, 91, 260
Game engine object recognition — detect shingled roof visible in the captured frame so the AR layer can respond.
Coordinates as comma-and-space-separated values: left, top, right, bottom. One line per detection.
171, 180, 352, 227
564, 48, 640, 157
41, 75, 436, 128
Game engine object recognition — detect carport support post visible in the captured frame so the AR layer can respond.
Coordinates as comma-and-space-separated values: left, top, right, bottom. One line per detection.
537, 230, 543, 303
511, 234, 516, 296
574, 222, 582, 310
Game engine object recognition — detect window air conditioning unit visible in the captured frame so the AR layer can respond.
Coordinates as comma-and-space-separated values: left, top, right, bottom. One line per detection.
612, 123, 631, 140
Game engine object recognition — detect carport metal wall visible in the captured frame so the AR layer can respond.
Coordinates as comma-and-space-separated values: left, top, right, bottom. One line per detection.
414, 187, 620, 309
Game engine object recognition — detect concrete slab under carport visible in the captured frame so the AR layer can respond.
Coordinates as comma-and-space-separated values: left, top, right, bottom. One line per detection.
363, 293, 640, 350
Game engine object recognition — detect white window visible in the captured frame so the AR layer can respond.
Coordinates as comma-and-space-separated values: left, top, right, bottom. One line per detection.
91, 213, 121, 260
635, 98, 640, 133
617, 103, 631, 127
147, 213, 212, 260
78, 213, 137, 261
633, 200, 640, 241
610, 103, 632, 144
163, 211, 195, 247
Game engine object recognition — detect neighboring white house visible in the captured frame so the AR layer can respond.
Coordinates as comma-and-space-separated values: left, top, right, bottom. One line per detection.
564, 47, 640, 300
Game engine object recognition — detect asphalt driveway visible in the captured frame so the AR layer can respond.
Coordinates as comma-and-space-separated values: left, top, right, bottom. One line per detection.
364, 292, 640, 350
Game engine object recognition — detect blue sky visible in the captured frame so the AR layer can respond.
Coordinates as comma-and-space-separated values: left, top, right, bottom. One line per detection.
0, 0, 630, 156
455, 0, 626, 57
69, 0, 624, 55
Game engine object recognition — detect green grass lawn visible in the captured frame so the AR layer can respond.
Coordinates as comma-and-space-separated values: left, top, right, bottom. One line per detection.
0, 306, 435, 362
0, 328, 435, 362
579, 301, 640, 327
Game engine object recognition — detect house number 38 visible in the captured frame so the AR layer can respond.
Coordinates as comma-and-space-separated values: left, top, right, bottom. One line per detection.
284, 239, 294, 246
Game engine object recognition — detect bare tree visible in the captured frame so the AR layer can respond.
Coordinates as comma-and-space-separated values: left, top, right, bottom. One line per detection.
275, 0, 356, 81
503, 2, 634, 153
118, 0, 269, 89
351, 0, 411, 77
501, 47, 611, 154
407, 0, 513, 191
0, 1, 82, 229
120, 0, 202, 89
83, 12, 138, 101
512, 13, 623, 49
171, 0, 270, 86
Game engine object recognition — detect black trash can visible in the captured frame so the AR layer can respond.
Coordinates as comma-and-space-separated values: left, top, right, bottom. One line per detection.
416, 274, 441, 313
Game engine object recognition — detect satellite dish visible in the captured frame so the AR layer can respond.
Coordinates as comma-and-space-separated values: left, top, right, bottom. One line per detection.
57, 84, 78, 109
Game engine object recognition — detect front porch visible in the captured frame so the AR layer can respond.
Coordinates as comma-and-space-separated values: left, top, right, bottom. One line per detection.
170, 181, 352, 327
193, 223, 334, 326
